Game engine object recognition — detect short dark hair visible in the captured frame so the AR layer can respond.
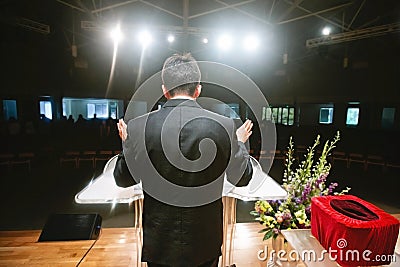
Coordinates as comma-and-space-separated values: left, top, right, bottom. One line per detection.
161, 53, 201, 97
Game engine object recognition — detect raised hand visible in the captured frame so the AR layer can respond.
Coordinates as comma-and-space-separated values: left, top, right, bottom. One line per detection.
117, 119, 128, 141
236, 119, 253, 143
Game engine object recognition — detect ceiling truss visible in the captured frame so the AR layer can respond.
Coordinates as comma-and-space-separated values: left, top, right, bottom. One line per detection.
306, 22, 400, 48
54, 0, 399, 48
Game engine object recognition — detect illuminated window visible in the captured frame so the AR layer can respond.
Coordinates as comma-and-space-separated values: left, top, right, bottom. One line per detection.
263, 106, 294, 125
39, 101, 52, 120
382, 107, 395, 129
262, 106, 271, 121
319, 107, 334, 124
346, 107, 359, 126
206, 102, 240, 119
62, 97, 123, 120
87, 103, 108, 119
3, 100, 17, 120
288, 108, 295, 125
109, 102, 118, 119
272, 107, 279, 123
227, 103, 240, 118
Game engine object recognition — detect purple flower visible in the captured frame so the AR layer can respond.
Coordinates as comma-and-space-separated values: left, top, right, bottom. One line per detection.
268, 199, 282, 210
295, 197, 302, 204
283, 219, 291, 227
282, 212, 292, 227
273, 228, 280, 234
301, 182, 312, 202
305, 206, 311, 216
328, 182, 338, 194
316, 173, 328, 187
282, 212, 292, 220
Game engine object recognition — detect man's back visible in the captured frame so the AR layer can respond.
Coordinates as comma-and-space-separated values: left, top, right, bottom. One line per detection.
117, 99, 251, 266
114, 52, 253, 267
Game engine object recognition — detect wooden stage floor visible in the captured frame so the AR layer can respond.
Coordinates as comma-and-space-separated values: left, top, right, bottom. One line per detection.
1, 220, 399, 267
0, 222, 274, 267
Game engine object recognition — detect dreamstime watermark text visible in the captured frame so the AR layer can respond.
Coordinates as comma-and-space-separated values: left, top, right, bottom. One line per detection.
257, 238, 397, 263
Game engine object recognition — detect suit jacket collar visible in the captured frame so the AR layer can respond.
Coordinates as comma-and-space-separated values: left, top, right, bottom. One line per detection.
162, 99, 202, 109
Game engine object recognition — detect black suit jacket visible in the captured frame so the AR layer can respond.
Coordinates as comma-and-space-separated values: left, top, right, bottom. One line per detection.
114, 99, 252, 266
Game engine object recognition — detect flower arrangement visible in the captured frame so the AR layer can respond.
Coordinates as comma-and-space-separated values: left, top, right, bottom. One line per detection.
251, 131, 351, 240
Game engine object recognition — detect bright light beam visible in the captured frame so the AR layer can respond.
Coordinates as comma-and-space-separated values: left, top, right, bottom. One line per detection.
167, 34, 175, 43
243, 35, 259, 51
110, 24, 123, 44
106, 25, 121, 97
322, 26, 331, 36
138, 31, 153, 48
135, 31, 153, 90
218, 34, 233, 51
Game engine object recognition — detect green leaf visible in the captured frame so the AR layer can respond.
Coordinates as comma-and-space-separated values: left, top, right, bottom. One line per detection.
258, 228, 270, 233
263, 230, 274, 241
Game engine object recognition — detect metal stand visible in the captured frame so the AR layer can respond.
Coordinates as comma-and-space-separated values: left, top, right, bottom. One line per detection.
222, 196, 237, 267
134, 197, 145, 267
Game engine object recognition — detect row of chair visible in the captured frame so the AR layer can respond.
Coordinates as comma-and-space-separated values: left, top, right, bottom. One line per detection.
330, 151, 400, 170
0, 152, 35, 171
3, 148, 398, 172
59, 150, 121, 169
255, 149, 400, 171
0, 150, 121, 172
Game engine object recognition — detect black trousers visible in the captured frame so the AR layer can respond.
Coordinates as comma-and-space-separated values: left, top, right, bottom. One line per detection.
146, 257, 219, 267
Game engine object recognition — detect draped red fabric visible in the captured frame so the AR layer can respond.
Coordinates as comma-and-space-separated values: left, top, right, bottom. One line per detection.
311, 195, 399, 266
330, 199, 379, 221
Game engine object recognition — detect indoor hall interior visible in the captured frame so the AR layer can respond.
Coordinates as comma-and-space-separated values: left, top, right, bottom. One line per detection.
1, 0, 400, 266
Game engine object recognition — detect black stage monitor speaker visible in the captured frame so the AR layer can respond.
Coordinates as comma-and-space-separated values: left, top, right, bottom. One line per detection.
38, 213, 102, 242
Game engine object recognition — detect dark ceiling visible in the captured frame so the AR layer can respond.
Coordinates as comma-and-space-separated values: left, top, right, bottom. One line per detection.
1, 0, 400, 101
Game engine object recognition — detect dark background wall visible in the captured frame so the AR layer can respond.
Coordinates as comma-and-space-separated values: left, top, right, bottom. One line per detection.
1, 0, 400, 155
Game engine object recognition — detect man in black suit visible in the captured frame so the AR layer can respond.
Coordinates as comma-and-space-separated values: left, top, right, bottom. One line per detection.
114, 53, 253, 267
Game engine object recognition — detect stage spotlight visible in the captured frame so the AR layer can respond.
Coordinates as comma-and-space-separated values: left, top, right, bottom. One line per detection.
110, 24, 123, 43
243, 35, 259, 51
202, 38, 209, 44
138, 31, 153, 47
322, 26, 331, 36
167, 34, 175, 43
218, 34, 232, 51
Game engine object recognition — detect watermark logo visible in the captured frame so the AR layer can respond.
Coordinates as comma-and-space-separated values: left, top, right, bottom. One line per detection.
336, 238, 347, 249
124, 61, 277, 207
257, 237, 397, 264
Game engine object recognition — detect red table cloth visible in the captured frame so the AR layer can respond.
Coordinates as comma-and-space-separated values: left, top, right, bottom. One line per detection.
311, 195, 399, 266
